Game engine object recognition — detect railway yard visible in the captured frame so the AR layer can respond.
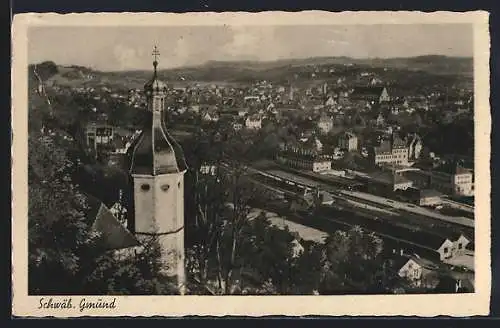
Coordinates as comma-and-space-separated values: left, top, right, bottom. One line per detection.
242, 163, 475, 271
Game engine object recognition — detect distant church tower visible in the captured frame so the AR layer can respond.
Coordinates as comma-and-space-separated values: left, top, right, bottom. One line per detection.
127, 46, 188, 294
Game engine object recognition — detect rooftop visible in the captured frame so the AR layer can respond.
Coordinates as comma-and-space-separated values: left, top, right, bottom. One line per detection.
391, 254, 440, 271
351, 86, 386, 97
420, 189, 443, 198
434, 161, 473, 176
84, 194, 141, 252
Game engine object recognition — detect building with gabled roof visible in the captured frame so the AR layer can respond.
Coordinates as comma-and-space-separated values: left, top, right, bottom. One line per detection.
83, 193, 141, 253
368, 133, 410, 167
391, 253, 440, 288
430, 161, 474, 196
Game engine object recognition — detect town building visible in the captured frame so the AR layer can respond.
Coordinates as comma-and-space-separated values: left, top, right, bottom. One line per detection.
338, 131, 358, 151
430, 163, 474, 197
392, 254, 440, 288
317, 115, 333, 134
418, 189, 443, 206
232, 121, 244, 131
245, 115, 262, 129
402, 169, 432, 190
450, 233, 472, 257
370, 112, 386, 127
395, 187, 443, 206
276, 146, 332, 173
200, 163, 217, 176
202, 111, 219, 122
368, 133, 409, 167
85, 122, 115, 150
324, 94, 337, 107
84, 193, 141, 253
359, 170, 413, 193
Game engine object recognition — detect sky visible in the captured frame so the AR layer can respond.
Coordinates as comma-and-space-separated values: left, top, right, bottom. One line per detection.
28, 24, 473, 71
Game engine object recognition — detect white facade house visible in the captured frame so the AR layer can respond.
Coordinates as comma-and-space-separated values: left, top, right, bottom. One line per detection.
202, 112, 219, 122
245, 116, 262, 130
86, 122, 114, 149
453, 234, 471, 256
430, 166, 474, 196
312, 160, 332, 172
276, 148, 332, 173
338, 132, 358, 151
398, 257, 424, 282
437, 238, 455, 261
317, 116, 333, 134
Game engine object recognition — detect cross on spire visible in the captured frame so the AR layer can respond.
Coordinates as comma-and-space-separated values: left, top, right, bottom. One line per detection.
152, 45, 160, 63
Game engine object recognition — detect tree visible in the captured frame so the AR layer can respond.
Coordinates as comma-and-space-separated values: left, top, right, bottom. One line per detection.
185, 168, 226, 291
81, 236, 177, 295
28, 131, 96, 294
213, 164, 256, 294
318, 226, 385, 294
28, 87, 177, 295
237, 214, 323, 295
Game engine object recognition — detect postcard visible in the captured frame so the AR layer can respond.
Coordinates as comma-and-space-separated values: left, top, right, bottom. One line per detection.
11, 10, 491, 317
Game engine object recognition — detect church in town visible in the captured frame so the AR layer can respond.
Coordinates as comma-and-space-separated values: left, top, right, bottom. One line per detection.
88, 46, 188, 294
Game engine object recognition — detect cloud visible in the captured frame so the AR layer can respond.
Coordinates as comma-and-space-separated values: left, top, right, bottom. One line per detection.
168, 37, 192, 67
112, 44, 144, 70
221, 26, 279, 60
327, 39, 349, 46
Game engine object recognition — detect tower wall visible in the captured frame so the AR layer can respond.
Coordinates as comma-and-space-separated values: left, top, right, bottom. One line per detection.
132, 171, 186, 293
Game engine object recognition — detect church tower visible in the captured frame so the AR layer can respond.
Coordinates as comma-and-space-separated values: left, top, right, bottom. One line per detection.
127, 46, 188, 294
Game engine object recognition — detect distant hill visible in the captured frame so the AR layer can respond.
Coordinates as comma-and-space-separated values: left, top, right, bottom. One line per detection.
154, 55, 473, 82
28, 55, 473, 87
180, 55, 472, 76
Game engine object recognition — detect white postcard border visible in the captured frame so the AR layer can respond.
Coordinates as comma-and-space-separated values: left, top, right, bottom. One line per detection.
11, 10, 491, 317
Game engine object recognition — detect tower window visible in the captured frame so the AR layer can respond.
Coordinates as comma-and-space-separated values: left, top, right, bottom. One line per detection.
178, 182, 181, 188
141, 184, 150, 191
161, 184, 170, 192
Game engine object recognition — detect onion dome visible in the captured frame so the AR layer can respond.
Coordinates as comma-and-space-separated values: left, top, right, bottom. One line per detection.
144, 57, 168, 95
128, 46, 188, 175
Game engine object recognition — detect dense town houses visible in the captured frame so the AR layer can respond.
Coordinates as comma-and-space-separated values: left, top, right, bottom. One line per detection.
33, 55, 475, 295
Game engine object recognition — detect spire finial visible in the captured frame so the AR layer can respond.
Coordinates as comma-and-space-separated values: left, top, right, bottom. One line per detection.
152, 45, 160, 73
